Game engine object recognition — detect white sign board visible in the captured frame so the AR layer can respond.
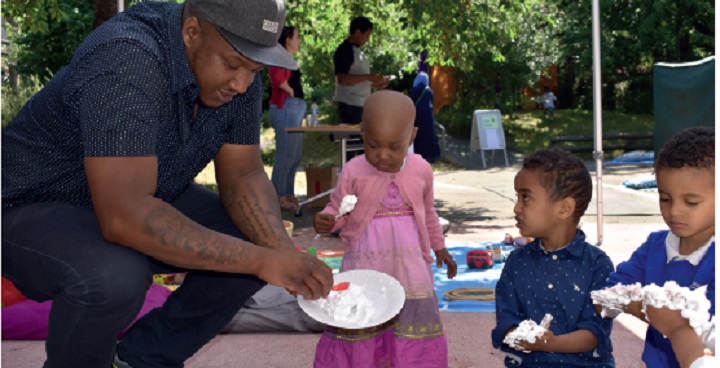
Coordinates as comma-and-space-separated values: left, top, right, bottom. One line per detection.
470, 109, 508, 168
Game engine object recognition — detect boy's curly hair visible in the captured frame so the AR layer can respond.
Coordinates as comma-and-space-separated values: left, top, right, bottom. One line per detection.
656, 126, 715, 172
522, 148, 593, 220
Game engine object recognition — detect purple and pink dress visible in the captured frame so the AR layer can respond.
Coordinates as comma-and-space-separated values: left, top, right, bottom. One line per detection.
314, 175, 448, 368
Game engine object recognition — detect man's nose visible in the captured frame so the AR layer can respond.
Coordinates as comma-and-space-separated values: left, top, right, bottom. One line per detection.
229, 69, 255, 94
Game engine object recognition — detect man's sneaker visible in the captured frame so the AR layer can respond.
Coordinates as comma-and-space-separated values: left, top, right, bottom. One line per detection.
112, 353, 133, 368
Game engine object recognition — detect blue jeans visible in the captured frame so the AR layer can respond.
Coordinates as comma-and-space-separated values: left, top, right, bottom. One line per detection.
270, 97, 306, 197
2, 183, 265, 368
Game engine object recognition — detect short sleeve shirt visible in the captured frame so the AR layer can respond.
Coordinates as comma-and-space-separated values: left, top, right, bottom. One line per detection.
333, 39, 371, 107
1, 2, 262, 209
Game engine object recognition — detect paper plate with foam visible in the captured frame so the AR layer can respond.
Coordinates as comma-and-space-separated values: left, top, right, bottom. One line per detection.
298, 269, 405, 329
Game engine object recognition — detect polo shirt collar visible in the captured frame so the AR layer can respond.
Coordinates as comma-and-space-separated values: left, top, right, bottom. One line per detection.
533, 229, 586, 257
167, 4, 197, 94
665, 232, 714, 265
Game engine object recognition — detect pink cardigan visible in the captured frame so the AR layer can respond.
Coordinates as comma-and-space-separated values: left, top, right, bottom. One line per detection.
321, 154, 446, 263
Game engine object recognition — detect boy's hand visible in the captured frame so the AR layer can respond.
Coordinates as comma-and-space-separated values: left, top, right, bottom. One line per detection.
434, 248, 458, 279
623, 300, 647, 322
645, 305, 690, 337
313, 213, 336, 234
518, 329, 556, 352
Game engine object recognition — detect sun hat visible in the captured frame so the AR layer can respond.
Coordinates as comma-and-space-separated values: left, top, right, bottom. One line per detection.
189, 0, 297, 70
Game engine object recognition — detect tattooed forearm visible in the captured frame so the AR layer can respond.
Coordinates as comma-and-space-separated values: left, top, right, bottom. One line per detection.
143, 205, 249, 269
220, 180, 289, 249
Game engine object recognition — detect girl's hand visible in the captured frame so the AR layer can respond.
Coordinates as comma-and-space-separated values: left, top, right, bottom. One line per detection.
313, 213, 336, 234
434, 248, 458, 279
518, 329, 556, 352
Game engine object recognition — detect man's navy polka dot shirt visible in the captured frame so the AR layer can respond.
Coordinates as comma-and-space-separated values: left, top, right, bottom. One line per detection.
2, 2, 263, 209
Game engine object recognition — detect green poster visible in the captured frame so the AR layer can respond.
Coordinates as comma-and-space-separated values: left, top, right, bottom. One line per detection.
481, 116, 499, 129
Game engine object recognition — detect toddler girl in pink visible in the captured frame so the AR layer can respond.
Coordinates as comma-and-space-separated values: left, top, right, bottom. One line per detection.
313, 90, 457, 368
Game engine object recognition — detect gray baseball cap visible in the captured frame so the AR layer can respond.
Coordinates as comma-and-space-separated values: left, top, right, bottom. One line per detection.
189, 0, 297, 70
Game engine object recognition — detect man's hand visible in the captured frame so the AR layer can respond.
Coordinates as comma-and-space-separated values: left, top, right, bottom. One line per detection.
434, 248, 458, 279
313, 213, 336, 234
256, 249, 333, 300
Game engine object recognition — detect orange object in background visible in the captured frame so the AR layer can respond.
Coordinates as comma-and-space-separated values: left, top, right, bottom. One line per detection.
2, 277, 28, 307
429, 65, 456, 114
521, 64, 559, 111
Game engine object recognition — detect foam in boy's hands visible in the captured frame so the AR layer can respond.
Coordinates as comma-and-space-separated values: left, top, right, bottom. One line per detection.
503, 314, 554, 353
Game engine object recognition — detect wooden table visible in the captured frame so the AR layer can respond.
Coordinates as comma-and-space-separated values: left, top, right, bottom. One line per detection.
285, 125, 362, 167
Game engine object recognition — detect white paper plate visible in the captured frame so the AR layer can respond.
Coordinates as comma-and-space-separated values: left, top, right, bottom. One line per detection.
298, 269, 405, 329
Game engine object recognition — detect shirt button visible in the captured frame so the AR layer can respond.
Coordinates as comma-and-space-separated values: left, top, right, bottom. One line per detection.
552, 255, 558, 260
548, 284, 554, 289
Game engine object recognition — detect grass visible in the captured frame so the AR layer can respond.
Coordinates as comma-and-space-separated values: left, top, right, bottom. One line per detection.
195, 108, 653, 189
503, 109, 654, 159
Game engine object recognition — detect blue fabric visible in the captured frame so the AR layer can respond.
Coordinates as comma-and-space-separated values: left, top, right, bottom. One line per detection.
491, 230, 616, 367
410, 72, 440, 163
606, 151, 655, 165
607, 230, 716, 368
431, 240, 502, 313
270, 97, 307, 197
1, 1, 263, 209
2, 183, 265, 368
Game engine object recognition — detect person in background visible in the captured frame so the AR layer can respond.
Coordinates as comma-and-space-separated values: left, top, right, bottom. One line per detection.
313, 91, 457, 367
491, 148, 615, 367
410, 71, 441, 163
605, 126, 715, 368
541, 85, 558, 120
333, 16, 388, 125
269, 26, 305, 211
1, 1, 333, 367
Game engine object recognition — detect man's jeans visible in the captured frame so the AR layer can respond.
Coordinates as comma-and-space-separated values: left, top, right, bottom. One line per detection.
2, 183, 265, 368
270, 97, 306, 197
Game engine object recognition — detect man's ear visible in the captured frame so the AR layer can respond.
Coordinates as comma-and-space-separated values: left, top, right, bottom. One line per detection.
558, 197, 576, 220
182, 16, 201, 49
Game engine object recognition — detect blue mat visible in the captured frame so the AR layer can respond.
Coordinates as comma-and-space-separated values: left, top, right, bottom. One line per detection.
605, 150, 654, 165
432, 240, 506, 313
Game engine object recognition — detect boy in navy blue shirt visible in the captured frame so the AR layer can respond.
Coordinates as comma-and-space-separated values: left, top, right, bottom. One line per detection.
492, 149, 615, 367
606, 126, 715, 368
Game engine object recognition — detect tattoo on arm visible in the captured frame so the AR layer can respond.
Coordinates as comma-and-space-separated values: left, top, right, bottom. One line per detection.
221, 183, 286, 248
144, 205, 247, 269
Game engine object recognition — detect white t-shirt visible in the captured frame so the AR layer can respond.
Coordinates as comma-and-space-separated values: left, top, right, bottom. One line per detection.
541, 92, 557, 108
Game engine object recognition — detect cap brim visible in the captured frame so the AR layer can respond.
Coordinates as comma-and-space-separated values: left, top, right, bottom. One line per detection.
216, 26, 298, 70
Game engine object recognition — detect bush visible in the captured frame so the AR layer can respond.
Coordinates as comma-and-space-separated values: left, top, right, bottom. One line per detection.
1, 76, 45, 127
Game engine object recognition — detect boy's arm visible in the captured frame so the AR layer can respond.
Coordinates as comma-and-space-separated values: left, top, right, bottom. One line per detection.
573, 253, 616, 355
523, 253, 615, 354
492, 254, 526, 349
608, 235, 653, 321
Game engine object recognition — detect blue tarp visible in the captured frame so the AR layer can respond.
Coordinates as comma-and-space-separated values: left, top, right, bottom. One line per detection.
432, 240, 506, 313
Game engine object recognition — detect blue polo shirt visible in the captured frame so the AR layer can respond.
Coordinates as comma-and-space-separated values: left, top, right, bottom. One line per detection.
1, 1, 262, 209
492, 230, 616, 367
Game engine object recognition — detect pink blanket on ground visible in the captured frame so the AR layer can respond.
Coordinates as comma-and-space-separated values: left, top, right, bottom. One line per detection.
1, 283, 171, 340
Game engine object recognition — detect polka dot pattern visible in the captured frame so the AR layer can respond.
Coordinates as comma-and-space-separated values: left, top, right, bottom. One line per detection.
2, 2, 262, 209
491, 229, 616, 367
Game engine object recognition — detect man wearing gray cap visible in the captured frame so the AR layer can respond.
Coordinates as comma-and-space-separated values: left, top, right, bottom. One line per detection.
1, 1, 333, 367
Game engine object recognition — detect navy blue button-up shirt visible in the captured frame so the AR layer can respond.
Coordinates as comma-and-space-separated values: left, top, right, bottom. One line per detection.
2, 1, 262, 209
491, 230, 616, 367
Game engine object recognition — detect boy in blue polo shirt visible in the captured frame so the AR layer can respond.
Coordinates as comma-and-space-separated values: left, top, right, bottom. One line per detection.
606, 126, 715, 368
